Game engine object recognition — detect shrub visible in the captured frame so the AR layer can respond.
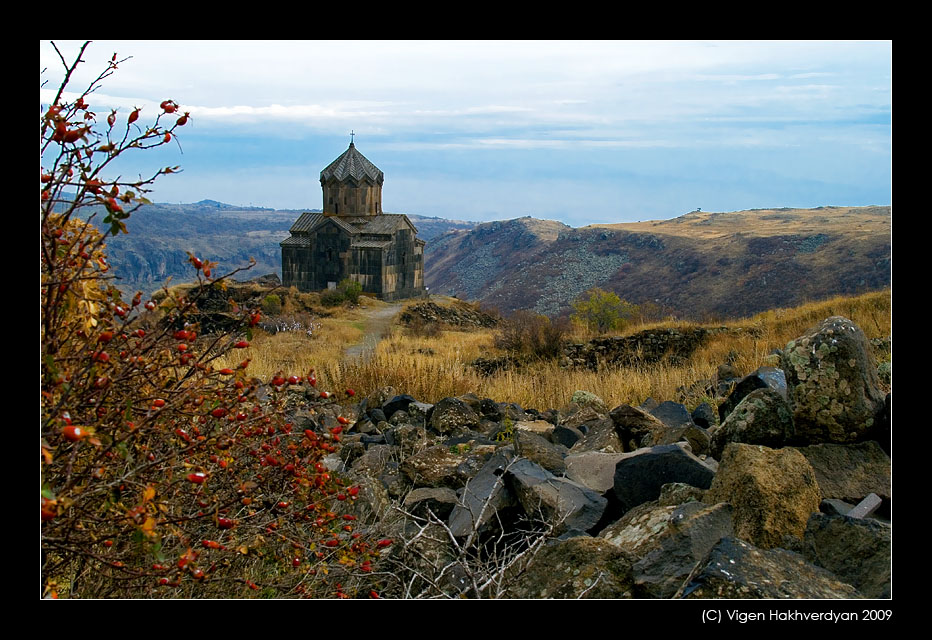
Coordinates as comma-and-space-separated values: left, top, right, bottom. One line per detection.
571, 288, 638, 334
261, 293, 282, 315
40, 42, 377, 599
494, 310, 568, 360
338, 278, 363, 304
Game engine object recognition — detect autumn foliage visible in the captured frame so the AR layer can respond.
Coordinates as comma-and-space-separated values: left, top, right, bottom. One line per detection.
40, 42, 383, 598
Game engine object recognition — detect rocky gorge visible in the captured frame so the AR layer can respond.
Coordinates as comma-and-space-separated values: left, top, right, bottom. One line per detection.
282, 314, 891, 599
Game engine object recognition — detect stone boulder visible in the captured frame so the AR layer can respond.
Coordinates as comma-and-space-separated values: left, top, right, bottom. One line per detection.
612, 443, 717, 515
610, 404, 669, 451
400, 444, 469, 489
801, 512, 891, 598
677, 537, 861, 598
626, 502, 735, 599
793, 440, 891, 507
447, 450, 518, 538
780, 316, 885, 444
709, 388, 795, 460
504, 537, 636, 599
513, 430, 568, 475
429, 397, 480, 435
650, 400, 695, 430
705, 443, 821, 549
505, 458, 607, 535
569, 418, 624, 454
717, 366, 787, 423
402, 486, 460, 521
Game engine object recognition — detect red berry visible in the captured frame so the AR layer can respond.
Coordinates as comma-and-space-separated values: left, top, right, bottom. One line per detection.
233, 341, 249, 349
62, 425, 85, 442
186, 472, 207, 484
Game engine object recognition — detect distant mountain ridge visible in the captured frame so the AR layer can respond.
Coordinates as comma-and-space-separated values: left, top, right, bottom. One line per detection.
94, 199, 478, 296
424, 206, 891, 320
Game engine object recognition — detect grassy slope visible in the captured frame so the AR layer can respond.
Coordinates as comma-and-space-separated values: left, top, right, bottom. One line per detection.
216, 289, 891, 414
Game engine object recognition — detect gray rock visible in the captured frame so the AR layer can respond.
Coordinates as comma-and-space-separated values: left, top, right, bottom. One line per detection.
569, 417, 624, 453
609, 404, 669, 450
505, 458, 607, 535
514, 430, 568, 475
650, 400, 695, 430
793, 440, 891, 507
718, 366, 787, 423
429, 397, 480, 435
504, 536, 635, 599
447, 450, 518, 538
801, 512, 891, 598
691, 402, 718, 430
402, 486, 460, 521
629, 502, 735, 598
709, 388, 795, 460
781, 316, 886, 444
612, 443, 717, 515
382, 394, 417, 420
551, 424, 584, 448
564, 451, 628, 493
677, 537, 862, 598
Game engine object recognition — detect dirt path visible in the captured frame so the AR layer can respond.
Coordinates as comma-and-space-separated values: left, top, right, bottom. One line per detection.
344, 303, 403, 362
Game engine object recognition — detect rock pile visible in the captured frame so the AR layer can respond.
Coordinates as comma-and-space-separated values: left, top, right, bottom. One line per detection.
399, 302, 498, 329
287, 315, 891, 598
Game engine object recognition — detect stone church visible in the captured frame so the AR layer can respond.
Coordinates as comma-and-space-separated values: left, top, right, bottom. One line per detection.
281, 141, 426, 301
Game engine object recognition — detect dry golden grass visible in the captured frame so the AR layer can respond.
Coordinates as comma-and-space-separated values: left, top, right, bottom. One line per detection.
215, 288, 891, 413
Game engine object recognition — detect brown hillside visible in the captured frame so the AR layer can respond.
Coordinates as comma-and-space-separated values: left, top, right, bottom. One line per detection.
424, 206, 891, 320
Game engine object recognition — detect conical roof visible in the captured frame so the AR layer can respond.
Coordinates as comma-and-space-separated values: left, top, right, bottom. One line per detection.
320, 142, 384, 184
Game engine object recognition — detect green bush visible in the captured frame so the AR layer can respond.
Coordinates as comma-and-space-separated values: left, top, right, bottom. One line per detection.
571, 288, 638, 334
338, 278, 363, 304
261, 293, 282, 315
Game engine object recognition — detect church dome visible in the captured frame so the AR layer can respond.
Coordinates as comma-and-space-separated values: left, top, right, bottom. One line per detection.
320, 142, 384, 185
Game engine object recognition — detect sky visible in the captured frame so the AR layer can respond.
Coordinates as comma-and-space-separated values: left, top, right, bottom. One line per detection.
40, 40, 892, 227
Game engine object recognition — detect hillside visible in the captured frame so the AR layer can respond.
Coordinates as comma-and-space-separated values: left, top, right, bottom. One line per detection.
424, 206, 891, 320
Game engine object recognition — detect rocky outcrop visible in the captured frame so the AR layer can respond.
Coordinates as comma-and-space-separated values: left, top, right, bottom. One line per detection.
287, 314, 889, 598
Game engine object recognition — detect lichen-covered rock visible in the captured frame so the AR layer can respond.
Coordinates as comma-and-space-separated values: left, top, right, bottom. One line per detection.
709, 388, 795, 459
801, 512, 891, 598
610, 404, 670, 451
504, 536, 636, 599
429, 397, 480, 435
794, 440, 891, 505
513, 430, 567, 475
569, 418, 624, 454
780, 316, 885, 444
705, 443, 821, 549
718, 366, 788, 423
400, 444, 469, 489
677, 537, 862, 598
570, 390, 608, 413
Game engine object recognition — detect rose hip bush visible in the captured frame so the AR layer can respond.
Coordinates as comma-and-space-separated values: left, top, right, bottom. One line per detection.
40, 42, 386, 599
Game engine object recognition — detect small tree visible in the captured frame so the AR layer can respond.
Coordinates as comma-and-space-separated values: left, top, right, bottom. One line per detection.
571, 288, 638, 334
40, 42, 377, 599
338, 278, 363, 304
